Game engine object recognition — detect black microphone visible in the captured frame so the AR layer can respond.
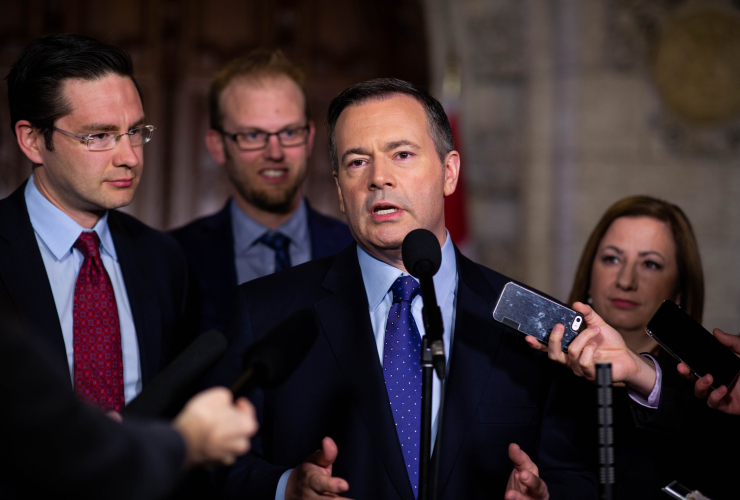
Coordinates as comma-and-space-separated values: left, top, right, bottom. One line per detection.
122, 330, 228, 418
402, 228, 445, 380
231, 308, 320, 397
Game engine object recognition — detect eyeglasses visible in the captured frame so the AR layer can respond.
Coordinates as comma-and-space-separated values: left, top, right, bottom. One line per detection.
219, 125, 310, 151
53, 125, 156, 151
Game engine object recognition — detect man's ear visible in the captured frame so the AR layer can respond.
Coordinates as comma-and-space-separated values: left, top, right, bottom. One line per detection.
442, 150, 460, 197
306, 121, 316, 157
333, 171, 345, 214
15, 120, 45, 165
205, 129, 227, 165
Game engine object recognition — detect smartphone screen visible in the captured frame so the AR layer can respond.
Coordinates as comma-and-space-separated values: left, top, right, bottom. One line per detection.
646, 301, 740, 388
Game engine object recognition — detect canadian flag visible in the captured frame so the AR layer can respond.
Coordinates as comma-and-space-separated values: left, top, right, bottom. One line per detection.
442, 70, 472, 256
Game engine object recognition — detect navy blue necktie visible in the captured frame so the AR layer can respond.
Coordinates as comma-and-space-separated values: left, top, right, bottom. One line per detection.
258, 232, 292, 272
383, 276, 422, 498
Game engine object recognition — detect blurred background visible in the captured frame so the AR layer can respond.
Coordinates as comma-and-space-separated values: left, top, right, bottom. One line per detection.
1, 0, 739, 331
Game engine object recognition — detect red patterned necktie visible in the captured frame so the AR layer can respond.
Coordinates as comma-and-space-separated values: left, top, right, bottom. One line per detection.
73, 231, 124, 411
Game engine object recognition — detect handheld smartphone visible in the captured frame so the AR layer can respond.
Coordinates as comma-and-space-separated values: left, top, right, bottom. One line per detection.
492, 282, 585, 352
646, 300, 740, 389
662, 480, 713, 500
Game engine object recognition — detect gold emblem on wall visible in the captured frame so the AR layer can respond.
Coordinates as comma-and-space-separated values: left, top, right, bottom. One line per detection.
652, 7, 740, 124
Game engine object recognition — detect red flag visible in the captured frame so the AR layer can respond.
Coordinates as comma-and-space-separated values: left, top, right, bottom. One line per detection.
444, 112, 469, 248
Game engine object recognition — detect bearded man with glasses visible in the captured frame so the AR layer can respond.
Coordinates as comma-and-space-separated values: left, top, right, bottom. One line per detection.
0, 34, 194, 415
171, 49, 352, 338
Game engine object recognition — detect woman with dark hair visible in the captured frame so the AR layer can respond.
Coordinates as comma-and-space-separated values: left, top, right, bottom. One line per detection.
546, 196, 707, 499
568, 195, 704, 354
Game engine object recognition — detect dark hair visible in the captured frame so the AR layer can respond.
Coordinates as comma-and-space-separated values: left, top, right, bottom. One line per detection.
568, 195, 705, 323
6, 34, 138, 151
327, 78, 454, 173
208, 48, 309, 131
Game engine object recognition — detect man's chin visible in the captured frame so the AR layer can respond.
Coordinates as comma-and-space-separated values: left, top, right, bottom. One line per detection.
95, 191, 137, 210
244, 187, 300, 214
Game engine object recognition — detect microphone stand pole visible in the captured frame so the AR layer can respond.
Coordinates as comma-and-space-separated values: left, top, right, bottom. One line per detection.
419, 337, 433, 500
417, 268, 445, 500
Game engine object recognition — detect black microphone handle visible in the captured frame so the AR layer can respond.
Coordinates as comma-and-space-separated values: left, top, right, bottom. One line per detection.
122, 330, 227, 418
418, 272, 445, 380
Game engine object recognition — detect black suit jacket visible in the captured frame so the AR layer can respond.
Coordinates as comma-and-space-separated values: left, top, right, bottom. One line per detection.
629, 354, 737, 498
0, 290, 185, 499
170, 199, 353, 336
0, 181, 191, 387
218, 243, 596, 500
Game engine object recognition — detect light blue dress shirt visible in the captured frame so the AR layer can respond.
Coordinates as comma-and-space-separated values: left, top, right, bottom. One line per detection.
231, 198, 312, 285
275, 231, 458, 499
25, 175, 142, 403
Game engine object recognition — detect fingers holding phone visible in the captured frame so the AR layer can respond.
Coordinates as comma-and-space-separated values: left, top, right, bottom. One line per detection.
676, 328, 740, 415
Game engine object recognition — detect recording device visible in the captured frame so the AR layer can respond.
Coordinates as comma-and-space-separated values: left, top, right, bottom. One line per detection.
492, 282, 585, 352
596, 363, 614, 500
122, 329, 227, 417
662, 481, 713, 500
646, 300, 740, 389
402, 228, 445, 380
231, 308, 320, 397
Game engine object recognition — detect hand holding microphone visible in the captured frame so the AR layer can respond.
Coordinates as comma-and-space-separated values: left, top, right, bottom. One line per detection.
173, 387, 258, 468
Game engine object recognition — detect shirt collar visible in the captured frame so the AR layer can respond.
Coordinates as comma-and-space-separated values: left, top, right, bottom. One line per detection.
24, 174, 117, 262
357, 230, 457, 312
230, 197, 309, 254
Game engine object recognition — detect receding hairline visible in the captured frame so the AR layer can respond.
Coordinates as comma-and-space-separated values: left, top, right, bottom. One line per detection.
216, 73, 308, 119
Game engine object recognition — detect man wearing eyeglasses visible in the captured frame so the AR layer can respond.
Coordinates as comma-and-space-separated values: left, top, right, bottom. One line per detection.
0, 34, 191, 413
171, 49, 352, 337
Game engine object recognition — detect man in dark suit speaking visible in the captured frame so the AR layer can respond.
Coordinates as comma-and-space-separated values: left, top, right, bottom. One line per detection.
171, 49, 353, 336
219, 79, 596, 500
0, 34, 190, 411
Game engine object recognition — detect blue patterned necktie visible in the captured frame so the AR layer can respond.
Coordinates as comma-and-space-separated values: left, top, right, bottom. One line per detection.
383, 276, 423, 498
258, 232, 292, 272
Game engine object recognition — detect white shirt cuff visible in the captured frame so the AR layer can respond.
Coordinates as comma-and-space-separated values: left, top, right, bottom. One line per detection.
275, 469, 293, 500
627, 353, 662, 409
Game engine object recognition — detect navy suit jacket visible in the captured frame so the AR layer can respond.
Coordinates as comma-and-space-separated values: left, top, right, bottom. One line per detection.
219, 243, 596, 500
170, 199, 353, 336
0, 181, 191, 388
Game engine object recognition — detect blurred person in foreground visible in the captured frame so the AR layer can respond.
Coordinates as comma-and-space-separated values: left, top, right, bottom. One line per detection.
557, 196, 705, 499
217, 78, 596, 500
0, 297, 257, 499
171, 49, 352, 336
1, 34, 192, 414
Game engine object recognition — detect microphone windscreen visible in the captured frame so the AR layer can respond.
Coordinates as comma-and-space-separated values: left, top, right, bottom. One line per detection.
122, 330, 227, 418
242, 308, 320, 390
402, 228, 442, 278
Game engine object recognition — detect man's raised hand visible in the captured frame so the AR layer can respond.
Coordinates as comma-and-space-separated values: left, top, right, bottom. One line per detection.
286, 436, 351, 500
504, 443, 549, 500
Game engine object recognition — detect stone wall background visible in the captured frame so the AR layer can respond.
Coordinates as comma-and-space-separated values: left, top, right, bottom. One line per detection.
425, 0, 740, 331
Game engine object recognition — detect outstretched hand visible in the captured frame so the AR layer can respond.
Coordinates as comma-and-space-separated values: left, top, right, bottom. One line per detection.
286, 436, 352, 499
504, 443, 549, 500
677, 328, 740, 415
524, 302, 657, 395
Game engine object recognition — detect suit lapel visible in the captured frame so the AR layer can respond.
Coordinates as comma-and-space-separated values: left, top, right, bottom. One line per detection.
0, 182, 68, 375
202, 202, 237, 303
313, 245, 416, 500
307, 202, 340, 260
435, 249, 504, 495
108, 211, 161, 386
